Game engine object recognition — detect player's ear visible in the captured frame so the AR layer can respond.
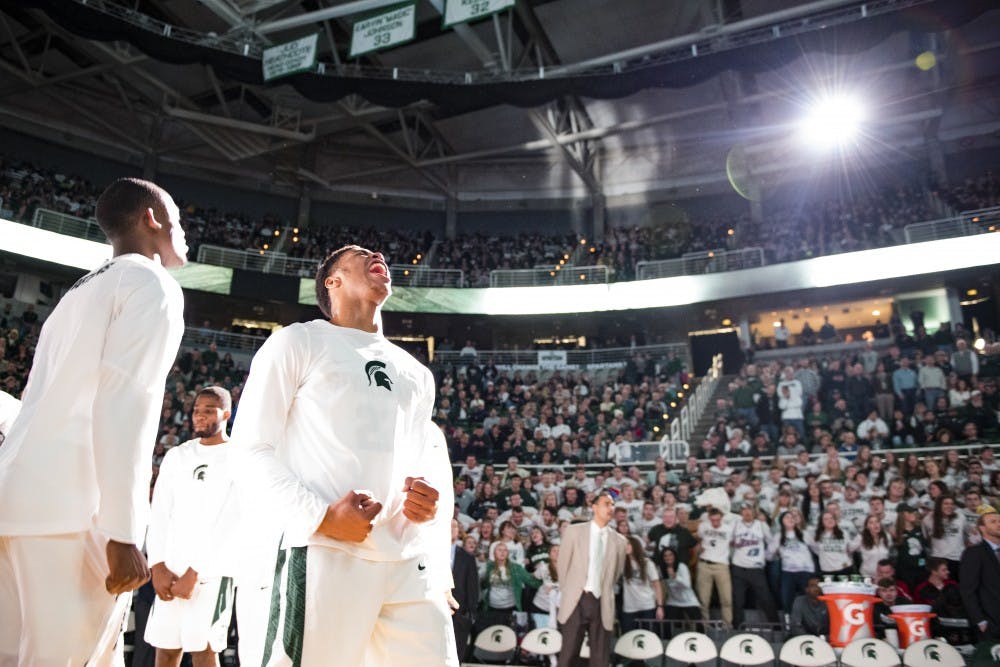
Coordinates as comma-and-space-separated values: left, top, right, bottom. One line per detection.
141, 206, 163, 232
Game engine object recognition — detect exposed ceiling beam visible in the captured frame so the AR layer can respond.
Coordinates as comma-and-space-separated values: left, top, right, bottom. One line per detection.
255, 0, 402, 35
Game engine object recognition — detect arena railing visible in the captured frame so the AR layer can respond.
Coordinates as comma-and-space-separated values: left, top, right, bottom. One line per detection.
31, 208, 106, 243
180, 327, 267, 354
669, 353, 723, 444
195, 244, 318, 276
433, 342, 689, 370
389, 266, 465, 287
489, 265, 609, 287
903, 205, 1000, 243
635, 247, 765, 281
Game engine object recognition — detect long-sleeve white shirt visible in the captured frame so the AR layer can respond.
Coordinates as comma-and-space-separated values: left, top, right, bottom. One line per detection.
230, 320, 454, 591
146, 439, 241, 578
0, 254, 184, 544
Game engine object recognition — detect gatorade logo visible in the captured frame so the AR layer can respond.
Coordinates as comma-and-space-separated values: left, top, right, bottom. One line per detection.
904, 617, 929, 640
843, 602, 868, 626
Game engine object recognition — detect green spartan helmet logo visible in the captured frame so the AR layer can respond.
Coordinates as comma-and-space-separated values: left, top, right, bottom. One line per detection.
538, 631, 550, 645
491, 629, 505, 644
923, 644, 942, 662
633, 635, 646, 649
365, 360, 393, 391
800, 641, 815, 657
862, 643, 878, 659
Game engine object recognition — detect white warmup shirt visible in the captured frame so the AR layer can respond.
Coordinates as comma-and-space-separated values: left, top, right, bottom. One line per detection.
698, 522, 734, 564
146, 439, 241, 578
0, 254, 184, 544
230, 320, 454, 592
0, 390, 20, 439
731, 520, 769, 568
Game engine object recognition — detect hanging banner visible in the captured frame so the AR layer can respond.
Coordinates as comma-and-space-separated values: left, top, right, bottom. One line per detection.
537, 350, 568, 369
350, 3, 416, 58
443, 0, 515, 27
262, 34, 319, 81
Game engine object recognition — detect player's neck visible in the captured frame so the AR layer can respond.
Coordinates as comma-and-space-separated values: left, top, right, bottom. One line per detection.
110, 238, 156, 263
199, 433, 229, 446
329, 301, 381, 334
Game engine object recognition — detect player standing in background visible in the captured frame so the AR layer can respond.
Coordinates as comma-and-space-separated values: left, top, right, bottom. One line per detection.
231, 244, 457, 667
0, 178, 186, 665
146, 387, 240, 667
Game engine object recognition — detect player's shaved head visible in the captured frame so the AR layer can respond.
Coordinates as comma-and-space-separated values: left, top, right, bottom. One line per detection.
197, 386, 232, 412
315, 244, 361, 319
95, 178, 171, 240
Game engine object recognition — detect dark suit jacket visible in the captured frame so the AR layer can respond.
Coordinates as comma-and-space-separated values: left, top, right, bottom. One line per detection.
959, 540, 1000, 639
452, 544, 479, 619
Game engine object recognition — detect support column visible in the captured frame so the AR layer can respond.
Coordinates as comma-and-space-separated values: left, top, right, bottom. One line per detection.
591, 193, 606, 243
445, 197, 457, 239
296, 185, 311, 230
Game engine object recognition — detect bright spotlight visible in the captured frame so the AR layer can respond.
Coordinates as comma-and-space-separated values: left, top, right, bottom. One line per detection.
799, 96, 865, 149
974, 338, 986, 352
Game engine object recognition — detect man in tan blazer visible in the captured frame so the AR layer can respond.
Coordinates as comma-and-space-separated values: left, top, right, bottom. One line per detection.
557, 489, 627, 666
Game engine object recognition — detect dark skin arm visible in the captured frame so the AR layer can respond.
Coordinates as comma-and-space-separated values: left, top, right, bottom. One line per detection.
106, 540, 150, 594
150, 561, 178, 601
171, 567, 198, 599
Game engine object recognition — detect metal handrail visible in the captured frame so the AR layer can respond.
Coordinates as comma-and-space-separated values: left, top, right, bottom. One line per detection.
195, 244, 318, 276
636, 247, 765, 280
31, 208, 107, 243
489, 265, 609, 287
433, 342, 689, 369
390, 265, 465, 287
902, 206, 1000, 243
180, 327, 268, 354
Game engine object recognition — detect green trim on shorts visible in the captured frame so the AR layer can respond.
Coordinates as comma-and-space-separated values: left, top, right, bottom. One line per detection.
212, 576, 234, 625
284, 547, 307, 667
261, 546, 287, 666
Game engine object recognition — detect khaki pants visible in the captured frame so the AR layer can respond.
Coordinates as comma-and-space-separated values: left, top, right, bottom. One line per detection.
695, 560, 733, 626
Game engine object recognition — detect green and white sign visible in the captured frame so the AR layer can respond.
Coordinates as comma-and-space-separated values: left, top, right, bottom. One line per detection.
262, 34, 319, 81
350, 3, 416, 58
443, 0, 514, 27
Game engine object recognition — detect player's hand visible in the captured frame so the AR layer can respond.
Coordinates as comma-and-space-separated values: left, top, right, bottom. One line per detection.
317, 491, 383, 542
446, 591, 460, 616
105, 540, 150, 595
402, 477, 439, 524
150, 562, 178, 601
171, 567, 198, 600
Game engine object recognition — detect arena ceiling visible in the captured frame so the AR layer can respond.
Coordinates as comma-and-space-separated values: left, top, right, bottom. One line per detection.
0, 0, 997, 208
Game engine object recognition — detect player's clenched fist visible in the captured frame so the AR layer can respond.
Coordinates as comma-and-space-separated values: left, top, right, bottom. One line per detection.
317, 490, 382, 542
402, 476, 439, 523
105, 540, 150, 594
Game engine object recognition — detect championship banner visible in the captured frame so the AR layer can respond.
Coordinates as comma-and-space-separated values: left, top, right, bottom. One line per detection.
443, 0, 515, 27
350, 4, 416, 58
262, 34, 319, 81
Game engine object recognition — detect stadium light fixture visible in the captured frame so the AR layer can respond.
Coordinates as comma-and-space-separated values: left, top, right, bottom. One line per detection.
799, 95, 865, 149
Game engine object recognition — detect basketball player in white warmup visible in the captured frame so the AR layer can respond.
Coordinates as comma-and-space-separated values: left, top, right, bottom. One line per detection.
0, 178, 186, 666
232, 245, 457, 667
146, 387, 239, 667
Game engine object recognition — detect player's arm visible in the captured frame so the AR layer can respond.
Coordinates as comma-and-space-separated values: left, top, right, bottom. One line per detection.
412, 419, 456, 594
231, 328, 378, 545
93, 275, 183, 593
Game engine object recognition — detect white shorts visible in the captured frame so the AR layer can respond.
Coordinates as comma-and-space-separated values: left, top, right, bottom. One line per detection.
145, 577, 234, 652
236, 579, 273, 667
0, 531, 129, 667
263, 546, 458, 667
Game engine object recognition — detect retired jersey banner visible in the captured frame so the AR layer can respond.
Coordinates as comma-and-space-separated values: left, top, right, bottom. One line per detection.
443, 0, 514, 27
262, 34, 318, 81
350, 4, 416, 58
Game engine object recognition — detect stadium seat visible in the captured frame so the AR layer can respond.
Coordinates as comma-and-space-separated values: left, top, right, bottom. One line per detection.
520, 627, 561, 655
665, 631, 718, 665
840, 638, 902, 667
614, 629, 664, 661
472, 624, 517, 664
778, 635, 836, 667
902, 640, 965, 667
719, 633, 775, 667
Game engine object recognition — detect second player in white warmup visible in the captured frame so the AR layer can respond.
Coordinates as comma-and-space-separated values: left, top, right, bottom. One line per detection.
232, 245, 457, 667
146, 386, 240, 667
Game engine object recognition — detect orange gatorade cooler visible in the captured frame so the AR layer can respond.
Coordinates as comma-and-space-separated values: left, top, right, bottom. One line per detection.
888, 604, 936, 648
819, 580, 880, 648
